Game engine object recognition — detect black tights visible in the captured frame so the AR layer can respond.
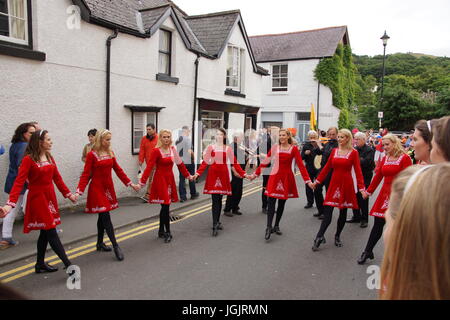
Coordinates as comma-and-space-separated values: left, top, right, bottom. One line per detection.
37, 228, 71, 268
267, 197, 287, 228
211, 194, 223, 226
364, 217, 386, 253
159, 204, 171, 234
316, 206, 348, 239
97, 212, 118, 247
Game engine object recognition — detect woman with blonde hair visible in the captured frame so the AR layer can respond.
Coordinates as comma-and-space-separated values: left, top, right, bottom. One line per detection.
357, 133, 412, 264
381, 163, 450, 299
312, 129, 365, 251
76, 129, 140, 261
251, 128, 313, 240
140, 129, 193, 243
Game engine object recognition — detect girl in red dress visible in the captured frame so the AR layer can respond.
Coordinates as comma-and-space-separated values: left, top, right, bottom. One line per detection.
312, 129, 366, 251
139, 129, 193, 243
76, 129, 140, 261
252, 129, 314, 240
357, 134, 412, 264
193, 128, 249, 236
0, 130, 77, 276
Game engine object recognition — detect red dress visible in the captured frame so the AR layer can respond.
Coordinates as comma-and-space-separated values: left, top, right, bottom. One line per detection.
255, 145, 311, 200
196, 145, 246, 195
366, 154, 412, 218
77, 151, 132, 213
140, 147, 190, 205
316, 149, 365, 209
6, 156, 72, 233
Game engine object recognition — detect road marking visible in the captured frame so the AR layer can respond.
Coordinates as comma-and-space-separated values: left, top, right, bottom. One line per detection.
0, 186, 263, 283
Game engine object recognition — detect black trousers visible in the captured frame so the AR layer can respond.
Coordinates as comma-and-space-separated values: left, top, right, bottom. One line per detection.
364, 217, 386, 253
37, 228, 71, 268
267, 197, 287, 228
159, 204, 171, 234
261, 175, 270, 209
305, 169, 317, 205
97, 211, 118, 247
211, 194, 223, 226
316, 206, 348, 239
352, 192, 369, 222
224, 176, 243, 212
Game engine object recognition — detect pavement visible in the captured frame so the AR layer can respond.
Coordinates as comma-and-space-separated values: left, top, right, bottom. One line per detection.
0, 174, 382, 300
0, 179, 221, 267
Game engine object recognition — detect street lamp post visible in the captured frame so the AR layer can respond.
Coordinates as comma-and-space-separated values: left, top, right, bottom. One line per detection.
379, 31, 390, 129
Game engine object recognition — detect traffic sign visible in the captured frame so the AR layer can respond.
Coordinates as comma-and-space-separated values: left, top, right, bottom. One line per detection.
378, 112, 384, 119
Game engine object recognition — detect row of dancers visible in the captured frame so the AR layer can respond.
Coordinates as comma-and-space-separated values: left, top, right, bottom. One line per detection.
0, 124, 426, 278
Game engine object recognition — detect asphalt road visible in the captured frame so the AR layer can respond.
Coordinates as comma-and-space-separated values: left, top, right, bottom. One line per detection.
0, 177, 383, 300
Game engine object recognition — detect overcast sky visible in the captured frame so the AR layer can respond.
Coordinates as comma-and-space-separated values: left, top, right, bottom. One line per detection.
175, 0, 450, 57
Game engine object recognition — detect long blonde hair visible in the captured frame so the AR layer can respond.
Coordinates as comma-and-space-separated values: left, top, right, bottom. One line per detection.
380, 163, 450, 300
156, 129, 173, 148
92, 129, 114, 157
338, 129, 353, 150
382, 133, 406, 158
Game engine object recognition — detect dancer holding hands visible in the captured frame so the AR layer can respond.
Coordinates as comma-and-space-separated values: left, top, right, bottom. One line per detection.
0, 130, 77, 276
139, 129, 194, 243
311, 129, 365, 251
192, 128, 250, 237
75, 129, 140, 261
250, 129, 314, 240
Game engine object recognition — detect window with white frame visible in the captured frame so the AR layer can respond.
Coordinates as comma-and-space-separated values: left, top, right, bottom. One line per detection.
272, 64, 288, 91
0, 0, 28, 45
226, 45, 242, 90
158, 29, 172, 75
133, 112, 157, 154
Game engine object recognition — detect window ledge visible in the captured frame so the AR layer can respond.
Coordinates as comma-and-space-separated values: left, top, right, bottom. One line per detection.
224, 89, 246, 98
156, 73, 179, 84
0, 43, 46, 61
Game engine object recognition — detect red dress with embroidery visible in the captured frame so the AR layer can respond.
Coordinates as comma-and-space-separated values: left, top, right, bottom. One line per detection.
316, 149, 365, 209
6, 156, 72, 233
255, 145, 311, 200
140, 147, 190, 205
196, 145, 246, 195
366, 154, 412, 218
77, 151, 132, 213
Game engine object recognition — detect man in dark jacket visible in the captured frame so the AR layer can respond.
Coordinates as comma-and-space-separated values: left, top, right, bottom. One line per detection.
301, 130, 320, 209
347, 132, 375, 227
313, 127, 338, 219
224, 132, 248, 216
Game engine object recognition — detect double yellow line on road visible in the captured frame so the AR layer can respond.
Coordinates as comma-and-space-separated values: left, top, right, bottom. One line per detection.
0, 184, 263, 284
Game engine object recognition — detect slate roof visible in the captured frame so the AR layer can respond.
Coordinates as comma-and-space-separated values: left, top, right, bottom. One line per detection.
185, 11, 240, 57
249, 26, 349, 62
75, 0, 267, 74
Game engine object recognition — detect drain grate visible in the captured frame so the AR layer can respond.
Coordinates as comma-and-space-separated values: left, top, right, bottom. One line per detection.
169, 214, 184, 222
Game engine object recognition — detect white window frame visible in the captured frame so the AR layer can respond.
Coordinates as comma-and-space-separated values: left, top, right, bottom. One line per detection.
0, 0, 28, 46
158, 29, 172, 76
133, 112, 157, 154
271, 64, 288, 92
226, 45, 241, 91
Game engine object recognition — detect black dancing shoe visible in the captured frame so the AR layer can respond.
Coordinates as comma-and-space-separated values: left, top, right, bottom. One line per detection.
265, 227, 272, 240
164, 233, 173, 243
96, 242, 112, 252
357, 251, 374, 265
272, 226, 282, 235
158, 231, 165, 238
212, 224, 219, 237
35, 263, 58, 274
304, 204, 313, 209
334, 236, 343, 247
232, 210, 243, 216
313, 212, 321, 217
113, 245, 124, 261
360, 221, 368, 228
318, 214, 325, 220
217, 222, 223, 230
312, 237, 326, 251
190, 193, 200, 200
346, 217, 361, 223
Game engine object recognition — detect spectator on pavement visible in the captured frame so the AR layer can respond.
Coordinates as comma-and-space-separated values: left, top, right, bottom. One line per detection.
139, 123, 158, 201
81, 129, 97, 163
